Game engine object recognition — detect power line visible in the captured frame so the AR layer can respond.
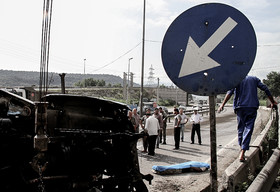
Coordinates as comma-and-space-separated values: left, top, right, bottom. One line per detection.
88, 42, 141, 73
0, 35, 279, 74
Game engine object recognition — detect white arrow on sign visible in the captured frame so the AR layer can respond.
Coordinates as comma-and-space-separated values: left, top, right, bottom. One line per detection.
178, 17, 238, 78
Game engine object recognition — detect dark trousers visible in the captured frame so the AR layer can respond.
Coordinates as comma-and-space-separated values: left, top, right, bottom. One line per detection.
236, 108, 257, 150
148, 135, 157, 155
191, 124, 201, 144
174, 126, 181, 149
159, 123, 167, 142
143, 135, 148, 151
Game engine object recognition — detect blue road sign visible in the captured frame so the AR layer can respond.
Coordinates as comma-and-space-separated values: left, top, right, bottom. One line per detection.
161, 3, 257, 96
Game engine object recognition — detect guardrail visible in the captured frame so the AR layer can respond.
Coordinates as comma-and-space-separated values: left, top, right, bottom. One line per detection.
168, 107, 209, 118
246, 106, 279, 192
167, 108, 210, 122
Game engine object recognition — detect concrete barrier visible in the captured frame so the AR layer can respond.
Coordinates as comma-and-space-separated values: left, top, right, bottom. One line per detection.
246, 148, 280, 192
246, 107, 280, 192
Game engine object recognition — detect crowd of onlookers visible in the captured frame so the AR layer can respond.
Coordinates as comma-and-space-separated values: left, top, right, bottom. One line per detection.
128, 106, 203, 156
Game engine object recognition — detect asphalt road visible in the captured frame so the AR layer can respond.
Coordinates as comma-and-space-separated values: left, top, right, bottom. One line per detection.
137, 106, 271, 192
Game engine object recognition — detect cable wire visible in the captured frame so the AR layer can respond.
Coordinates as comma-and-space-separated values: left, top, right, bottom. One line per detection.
89, 42, 141, 73
39, 0, 53, 99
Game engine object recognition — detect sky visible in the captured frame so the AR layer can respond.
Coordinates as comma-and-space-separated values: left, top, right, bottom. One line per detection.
0, 0, 279, 86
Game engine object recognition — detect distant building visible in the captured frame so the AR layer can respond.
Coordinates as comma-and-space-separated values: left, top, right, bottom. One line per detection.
158, 87, 187, 105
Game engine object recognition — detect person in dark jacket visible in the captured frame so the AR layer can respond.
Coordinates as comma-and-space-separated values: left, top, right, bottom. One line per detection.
218, 76, 277, 162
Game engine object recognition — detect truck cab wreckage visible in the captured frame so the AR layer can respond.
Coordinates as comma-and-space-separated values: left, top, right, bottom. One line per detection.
0, 90, 153, 191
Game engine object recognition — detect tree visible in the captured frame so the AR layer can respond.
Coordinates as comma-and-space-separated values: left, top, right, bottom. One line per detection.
113, 84, 122, 88
74, 78, 106, 87
159, 84, 167, 88
97, 79, 106, 87
263, 71, 280, 97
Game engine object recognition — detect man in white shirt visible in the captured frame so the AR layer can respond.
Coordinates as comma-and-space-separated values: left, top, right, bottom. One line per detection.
145, 113, 160, 156
173, 108, 182, 150
190, 107, 203, 145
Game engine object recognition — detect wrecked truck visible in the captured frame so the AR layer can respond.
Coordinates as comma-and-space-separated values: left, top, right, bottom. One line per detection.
0, 89, 152, 192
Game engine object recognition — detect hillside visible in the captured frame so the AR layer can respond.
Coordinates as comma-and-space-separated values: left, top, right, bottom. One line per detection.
0, 70, 126, 87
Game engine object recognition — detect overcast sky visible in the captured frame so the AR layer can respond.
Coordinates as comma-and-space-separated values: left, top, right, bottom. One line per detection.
0, 0, 279, 85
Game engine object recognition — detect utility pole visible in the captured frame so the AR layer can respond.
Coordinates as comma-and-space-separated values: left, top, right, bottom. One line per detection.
209, 95, 217, 191
130, 73, 134, 88
176, 86, 178, 106
186, 93, 189, 106
140, 0, 146, 117
123, 72, 127, 101
157, 78, 159, 104
127, 58, 133, 104
84, 58, 86, 74
59, 73, 66, 94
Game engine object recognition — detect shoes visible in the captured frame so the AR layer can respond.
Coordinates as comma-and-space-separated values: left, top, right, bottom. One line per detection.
173, 148, 179, 150
156, 145, 159, 148
190, 142, 194, 144
148, 153, 155, 156
181, 140, 184, 142
239, 157, 245, 162
142, 150, 147, 153
162, 142, 166, 145
199, 143, 202, 145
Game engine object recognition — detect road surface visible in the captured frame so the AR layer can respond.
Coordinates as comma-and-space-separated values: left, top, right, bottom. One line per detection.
137, 106, 271, 192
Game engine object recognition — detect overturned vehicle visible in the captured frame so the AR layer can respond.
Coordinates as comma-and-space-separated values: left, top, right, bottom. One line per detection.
0, 90, 152, 192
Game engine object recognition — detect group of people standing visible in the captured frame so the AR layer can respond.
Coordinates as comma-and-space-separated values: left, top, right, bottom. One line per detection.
173, 107, 203, 150
128, 106, 203, 156
128, 76, 278, 162
140, 107, 167, 156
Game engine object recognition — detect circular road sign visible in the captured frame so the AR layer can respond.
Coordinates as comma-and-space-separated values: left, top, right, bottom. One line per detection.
161, 3, 257, 96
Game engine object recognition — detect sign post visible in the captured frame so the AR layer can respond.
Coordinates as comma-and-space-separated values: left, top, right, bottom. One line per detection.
209, 96, 217, 191
161, 3, 257, 191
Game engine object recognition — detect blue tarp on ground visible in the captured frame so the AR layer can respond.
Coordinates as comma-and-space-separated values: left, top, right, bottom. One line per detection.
152, 161, 210, 175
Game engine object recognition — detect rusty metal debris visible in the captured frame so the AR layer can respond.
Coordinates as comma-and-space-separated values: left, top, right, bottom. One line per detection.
0, 90, 152, 191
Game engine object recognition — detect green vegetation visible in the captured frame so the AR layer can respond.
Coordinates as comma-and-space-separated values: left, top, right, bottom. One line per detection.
75, 78, 106, 87
259, 71, 280, 99
259, 100, 267, 106
158, 98, 176, 106
263, 71, 280, 97
0, 70, 125, 87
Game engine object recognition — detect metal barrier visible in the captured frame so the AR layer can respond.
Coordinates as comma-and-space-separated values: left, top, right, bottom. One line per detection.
166, 108, 210, 123
246, 105, 279, 192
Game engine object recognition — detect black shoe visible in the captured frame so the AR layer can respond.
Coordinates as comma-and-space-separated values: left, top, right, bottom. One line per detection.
173, 148, 179, 150
191, 142, 194, 144
162, 142, 166, 145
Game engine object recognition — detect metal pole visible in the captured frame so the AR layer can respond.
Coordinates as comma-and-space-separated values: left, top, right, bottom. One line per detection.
59, 73, 66, 94
209, 95, 217, 192
84, 58, 86, 74
157, 78, 159, 104
127, 58, 133, 104
186, 93, 189, 106
176, 87, 178, 106
140, 0, 146, 117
